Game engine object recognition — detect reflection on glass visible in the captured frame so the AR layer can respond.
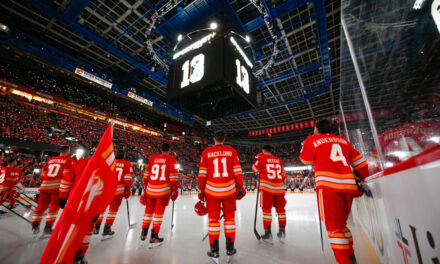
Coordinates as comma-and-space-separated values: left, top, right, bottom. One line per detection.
340, 0, 440, 174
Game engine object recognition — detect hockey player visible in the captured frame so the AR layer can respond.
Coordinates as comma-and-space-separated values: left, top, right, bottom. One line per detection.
252, 145, 287, 242
0, 158, 20, 205
94, 150, 132, 237
198, 132, 245, 262
140, 143, 179, 245
32, 146, 74, 235
300, 120, 369, 264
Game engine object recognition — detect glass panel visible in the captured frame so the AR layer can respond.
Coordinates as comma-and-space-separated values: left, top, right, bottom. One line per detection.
341, 0, 440, 173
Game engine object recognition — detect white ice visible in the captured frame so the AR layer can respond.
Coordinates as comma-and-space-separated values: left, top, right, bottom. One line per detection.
0, 193, 378, 264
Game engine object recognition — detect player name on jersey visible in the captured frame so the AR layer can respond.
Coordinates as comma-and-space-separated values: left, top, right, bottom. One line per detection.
312, 136, 348, 147
207, 151, 233, 158
154, 158, 167, 163
267, 159, 280, 163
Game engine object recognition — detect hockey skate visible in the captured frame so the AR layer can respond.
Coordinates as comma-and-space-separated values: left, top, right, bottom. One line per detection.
38, 224, 52, 239
261, 227, 273, 244
73, 250, 88, 264
277, 226, 286, 243
31, 222, 40, 235
148, 230, 163, 248
207, 239, 219, 264
226, 237, 237, 263
93, 222, 101, 235
140, 227, 148, 241
101, 223, 115, 240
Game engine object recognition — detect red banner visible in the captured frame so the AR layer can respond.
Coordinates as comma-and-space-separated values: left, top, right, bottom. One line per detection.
248, 110, 393, 137
40, 125, 117, 264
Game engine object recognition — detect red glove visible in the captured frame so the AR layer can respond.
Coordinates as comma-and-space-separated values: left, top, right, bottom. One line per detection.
171, 191, 178, 201
123, 188, 130, 199
198, 191, 205, 202
140, 195, 146, 206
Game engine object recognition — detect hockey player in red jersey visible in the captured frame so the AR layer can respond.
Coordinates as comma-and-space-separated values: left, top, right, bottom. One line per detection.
140, 143, 179, 245
198, 132, 245, 262
252, 145, 287, 242
32, 146, 74, 235
94, 150, 133, 237
300, 120, 369, 264
0, 158, 21, 205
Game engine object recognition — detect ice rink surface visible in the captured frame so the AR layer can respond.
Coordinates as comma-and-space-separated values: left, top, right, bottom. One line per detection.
0, 193, 379, 264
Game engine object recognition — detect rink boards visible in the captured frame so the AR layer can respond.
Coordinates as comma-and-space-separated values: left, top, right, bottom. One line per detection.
352, 148, 440, 264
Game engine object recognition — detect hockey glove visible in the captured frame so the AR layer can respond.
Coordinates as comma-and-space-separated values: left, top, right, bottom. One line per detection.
236, 188, 245, 200
123, 190, 131, 199
198, 191, 205, 202
140, 195, 146, 206
171, 191, 178, 202
59, 198, 67, 209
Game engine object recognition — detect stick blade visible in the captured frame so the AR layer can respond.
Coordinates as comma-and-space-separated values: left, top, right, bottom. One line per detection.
254, 228, 261, 240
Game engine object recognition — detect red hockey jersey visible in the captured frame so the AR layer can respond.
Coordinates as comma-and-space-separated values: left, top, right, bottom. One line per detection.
300, 133, 369, 194
39, 156, 74, 193
143, 154, 178, 198
59, 157, 90, 199
115, 159, 133, 196
198, 145, 243, 199
252, 154, 286, 195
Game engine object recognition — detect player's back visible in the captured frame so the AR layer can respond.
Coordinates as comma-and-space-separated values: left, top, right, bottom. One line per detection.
60, 157, 89, 199
254, 154, 285, 195
40, 156, 73, 193
200, 145, 241, 198
145, 154, 176, 197
115, 159, 133, 195
300, 133, 368, 194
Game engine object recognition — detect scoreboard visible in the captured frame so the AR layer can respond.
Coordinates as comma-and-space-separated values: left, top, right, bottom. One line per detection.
167, 34, 257, 119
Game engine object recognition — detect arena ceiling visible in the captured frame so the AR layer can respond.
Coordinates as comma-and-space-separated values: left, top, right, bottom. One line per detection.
0, 0, 341, 139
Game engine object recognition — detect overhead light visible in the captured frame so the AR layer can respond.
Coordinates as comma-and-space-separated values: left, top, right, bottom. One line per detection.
245, 35, 251, 42
0, 23, 9, 33
433, 0, 440, 33
177, 34, 183, 41
76, 148, 85, 156
182, 131, 185, 135
176, 164, 181, 169
138, 159, 143, 164
210, 22, 218, 30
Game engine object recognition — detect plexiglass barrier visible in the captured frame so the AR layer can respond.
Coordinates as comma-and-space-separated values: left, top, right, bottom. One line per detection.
340, 0, 440, 174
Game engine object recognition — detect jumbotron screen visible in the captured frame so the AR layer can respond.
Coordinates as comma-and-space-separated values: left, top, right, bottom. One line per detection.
167, 34, 257, 118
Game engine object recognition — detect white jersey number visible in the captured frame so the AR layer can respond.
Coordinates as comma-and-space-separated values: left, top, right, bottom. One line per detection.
0, 173, 5, 184
213, 157, 229, 178
47, 164, 61, 177
151, 164, 167, 181
116, 168, 123, 181
266, 164, 283, 179
330, 144, 349, 166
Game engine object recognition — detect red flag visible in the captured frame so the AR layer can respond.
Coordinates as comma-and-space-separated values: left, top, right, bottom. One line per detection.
41, 124, 117, 264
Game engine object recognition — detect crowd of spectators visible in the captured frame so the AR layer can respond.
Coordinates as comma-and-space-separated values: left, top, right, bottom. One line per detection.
0, 58, 311, 190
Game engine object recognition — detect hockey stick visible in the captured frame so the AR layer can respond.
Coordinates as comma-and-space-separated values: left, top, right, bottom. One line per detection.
14, 199, 34, 213
126, 199, 135, 228
316, 189, 324, 252
202, 214, 223, 242
17, 195, 36, 209
0, 202, 31, 223
170, 201, 175, 231
253, 173, 261, 240
18, 192, 38, 206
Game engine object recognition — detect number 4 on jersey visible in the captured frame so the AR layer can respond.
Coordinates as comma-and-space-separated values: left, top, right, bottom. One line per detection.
330, 144, 348, 166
